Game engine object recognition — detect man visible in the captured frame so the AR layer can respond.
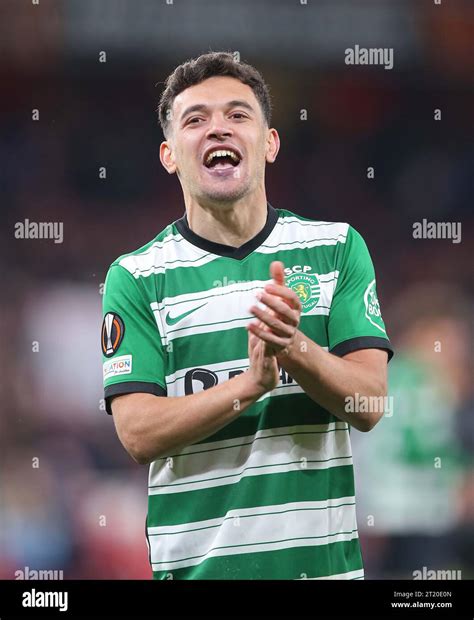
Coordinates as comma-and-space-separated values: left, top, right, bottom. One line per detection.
101, 52, 393, 580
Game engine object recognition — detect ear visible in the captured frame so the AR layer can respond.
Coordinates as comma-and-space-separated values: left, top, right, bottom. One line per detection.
265, 128, 280, 164
159, 141, 177, 174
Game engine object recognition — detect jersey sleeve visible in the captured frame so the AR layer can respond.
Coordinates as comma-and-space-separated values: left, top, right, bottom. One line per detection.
101, 263, 167, 415
328, 226, 393, 360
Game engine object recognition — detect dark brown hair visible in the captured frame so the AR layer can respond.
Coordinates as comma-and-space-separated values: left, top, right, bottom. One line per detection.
158, 52, 272, 137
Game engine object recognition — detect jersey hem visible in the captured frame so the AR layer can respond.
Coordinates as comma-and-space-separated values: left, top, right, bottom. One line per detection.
330, 336, 394, 361
104, 381, 167, 415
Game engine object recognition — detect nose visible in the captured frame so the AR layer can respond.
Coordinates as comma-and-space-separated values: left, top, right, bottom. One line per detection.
206, 116, 233, 141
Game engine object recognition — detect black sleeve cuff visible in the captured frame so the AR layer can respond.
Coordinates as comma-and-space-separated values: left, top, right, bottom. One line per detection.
104, 381, 167, 415
330, 336, 394, 362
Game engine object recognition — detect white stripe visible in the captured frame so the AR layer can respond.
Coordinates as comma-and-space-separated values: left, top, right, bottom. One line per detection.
151, 279, 269, 342
118, 232, 214, 278
164, 358, 312, 399
273, 217, 349, 235
151, 457, 354, 497
151, 273, 338, 344
277, 214, 347, 226
149, 500, 358, 570
152, 531, 360, 572
165, 356, 250, 387
149, 496, 355, 536
252, 382, 306, 401
165, 380, 318, 402
302, 568, 365, 580
119, 219, 349, 278
258, 236, 347, 253
262, 220, 349, 251
154, 421, 347, 459
148, 422, 352, 495
160, 278, 271, 306
164, 351, 328, 391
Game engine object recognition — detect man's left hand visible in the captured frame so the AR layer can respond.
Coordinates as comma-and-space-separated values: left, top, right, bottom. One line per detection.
247, 261, 302, 358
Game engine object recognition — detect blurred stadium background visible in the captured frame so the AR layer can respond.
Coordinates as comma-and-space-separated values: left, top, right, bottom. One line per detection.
0, 0, 472, 579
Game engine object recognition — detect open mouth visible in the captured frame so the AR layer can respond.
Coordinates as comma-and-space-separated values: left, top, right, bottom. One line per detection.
203, 147, 242, 171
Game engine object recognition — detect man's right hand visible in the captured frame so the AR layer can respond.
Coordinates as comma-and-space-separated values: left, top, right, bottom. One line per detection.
247, 321, 280, 394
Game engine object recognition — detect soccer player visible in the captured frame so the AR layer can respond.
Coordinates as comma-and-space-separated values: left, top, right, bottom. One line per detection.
101, 52, 393, 580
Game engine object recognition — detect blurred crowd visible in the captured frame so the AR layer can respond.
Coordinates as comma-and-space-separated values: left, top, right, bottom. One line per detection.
0, 0, 473, 580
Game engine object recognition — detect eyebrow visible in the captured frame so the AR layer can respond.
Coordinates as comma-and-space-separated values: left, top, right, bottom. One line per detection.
180, 100, 255, 121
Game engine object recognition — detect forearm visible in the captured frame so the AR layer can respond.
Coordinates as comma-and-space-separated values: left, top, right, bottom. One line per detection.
113, 371, 266, 464
277, 330, 387, 431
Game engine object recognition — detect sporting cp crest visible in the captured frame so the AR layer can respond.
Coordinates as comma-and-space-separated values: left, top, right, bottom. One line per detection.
286, 272, 321, 313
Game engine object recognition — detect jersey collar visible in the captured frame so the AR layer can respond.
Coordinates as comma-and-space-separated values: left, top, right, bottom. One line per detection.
175, 202, 279, 260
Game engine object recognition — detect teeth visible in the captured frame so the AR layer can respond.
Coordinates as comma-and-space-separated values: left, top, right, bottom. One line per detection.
205, 149, 240, 165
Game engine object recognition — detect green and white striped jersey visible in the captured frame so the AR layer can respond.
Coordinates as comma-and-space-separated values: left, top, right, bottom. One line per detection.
101, 203, 393, 580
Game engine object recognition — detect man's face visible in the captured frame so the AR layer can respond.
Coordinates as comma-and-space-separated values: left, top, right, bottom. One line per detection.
160, 76, 279, 205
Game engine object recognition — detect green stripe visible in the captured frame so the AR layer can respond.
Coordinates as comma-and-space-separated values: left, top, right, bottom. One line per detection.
158, 426, 347, 461
151, 537, 362, 580
148, 465, 355, 526
167, 317, 329, 373
149, 456, 351, 491
192, 393, 339, 445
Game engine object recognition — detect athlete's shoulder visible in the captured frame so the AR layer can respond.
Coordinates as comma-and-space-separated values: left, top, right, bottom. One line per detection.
276, 208, 352, 239
106, 220, 181, 276
277, 207, 346, 227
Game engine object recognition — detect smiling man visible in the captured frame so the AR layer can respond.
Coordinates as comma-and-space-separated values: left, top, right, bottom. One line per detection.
101, 52, 393, 580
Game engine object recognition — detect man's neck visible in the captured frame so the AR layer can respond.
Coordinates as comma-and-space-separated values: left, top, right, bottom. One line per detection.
185, 196, 268, 248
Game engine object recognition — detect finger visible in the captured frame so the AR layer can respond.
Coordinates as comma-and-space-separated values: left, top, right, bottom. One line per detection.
248, 318, 269, 334
247, 321, 289, 349
264, 283, 302, 311
257, 291, 299, 326
247, 321, 269, 341
264, 342, 279, 357
248, 329, 257, 345
247, 323, 259, 339
248, 323, 277, 356
270, 261, 285, 287
249, 305, 294, 338
247, 329, 259, 357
